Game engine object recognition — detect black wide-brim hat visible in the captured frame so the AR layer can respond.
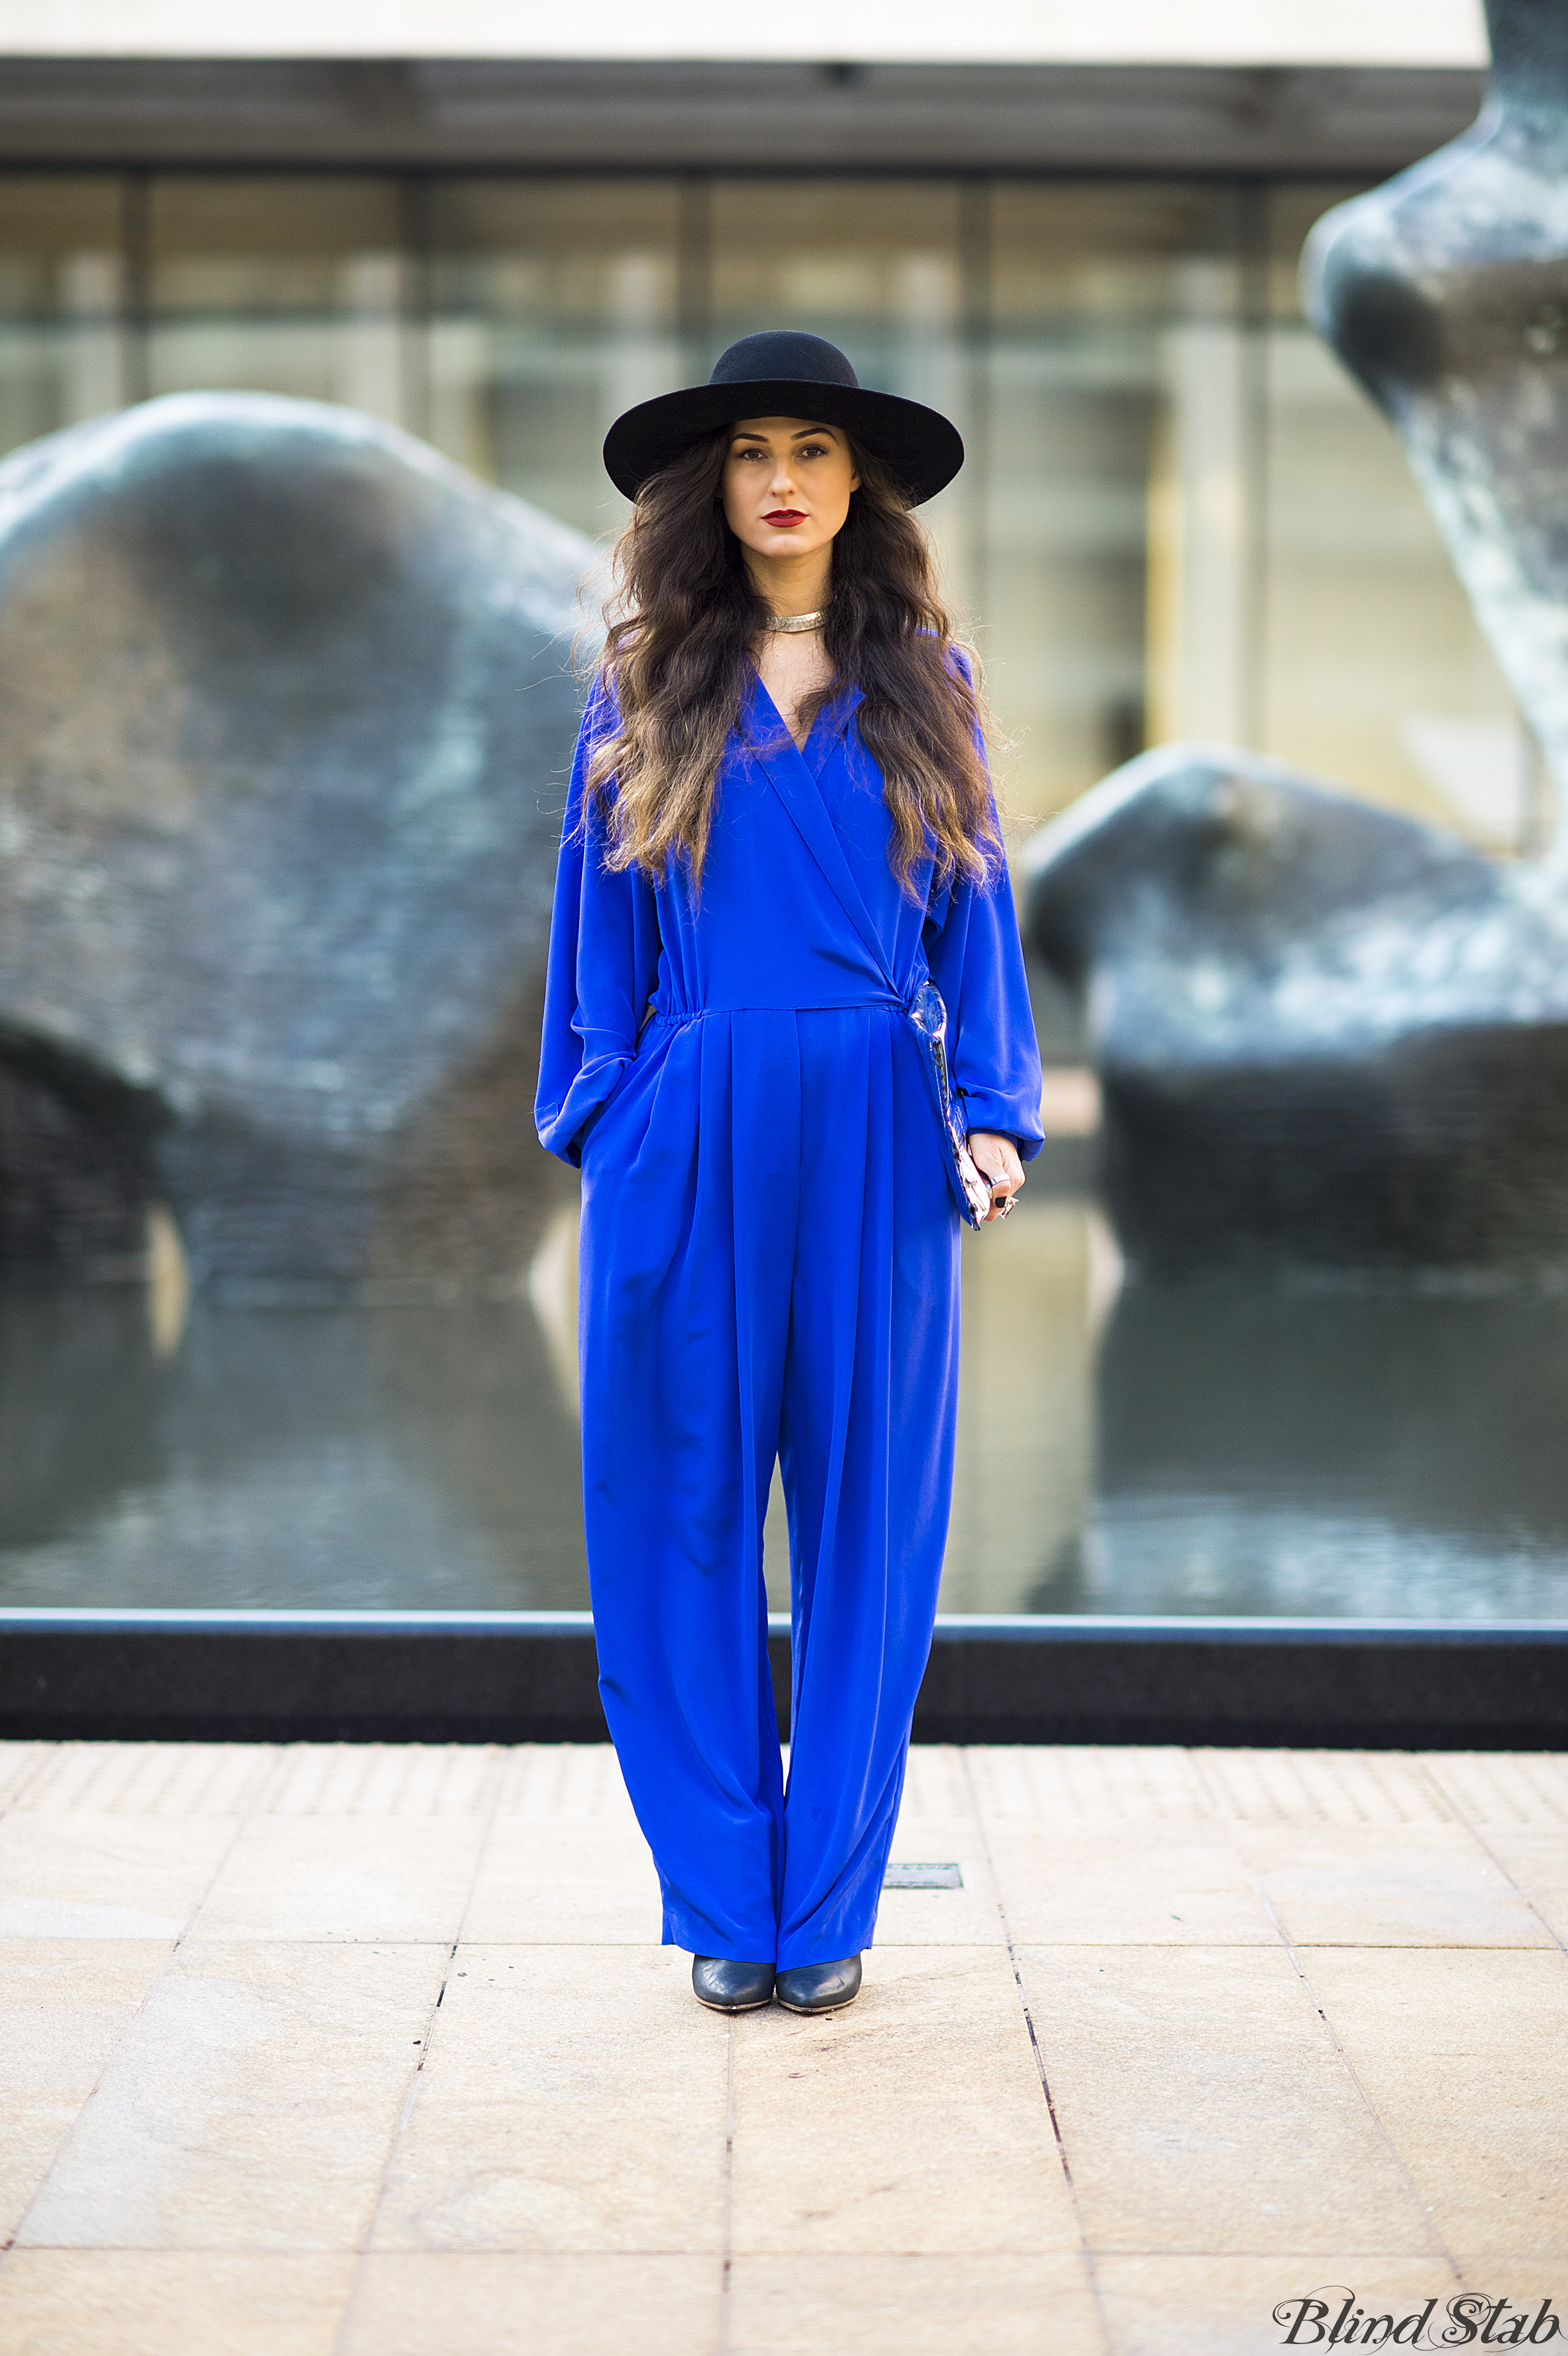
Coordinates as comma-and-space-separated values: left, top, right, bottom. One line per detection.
602, 330, 964, 508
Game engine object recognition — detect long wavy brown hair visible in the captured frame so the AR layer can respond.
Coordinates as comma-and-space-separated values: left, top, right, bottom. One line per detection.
583, 427, 1002, 898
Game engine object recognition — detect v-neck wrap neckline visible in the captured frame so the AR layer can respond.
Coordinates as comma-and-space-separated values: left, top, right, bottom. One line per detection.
746, 668, 859, 774
742, 672, 892, 995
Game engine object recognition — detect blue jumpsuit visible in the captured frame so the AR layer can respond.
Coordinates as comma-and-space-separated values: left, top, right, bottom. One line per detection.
535, 669, 1043, 1968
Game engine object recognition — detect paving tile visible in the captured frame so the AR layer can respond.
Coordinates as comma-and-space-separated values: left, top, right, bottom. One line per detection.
1020, 1945, 1437, 2256
895, 1747, 979, 1822
370, 1945, 728, 2252
1195, 1752, 1454, 1830
1422, 1754, 1568, 1830
4, 1739, 1562, 2340
338, 2254, 718, 2356
1309, 1949, 1568, 2257
0, 1815, 240, 1938
460, 1820, 662, 1944
0, 1745, 47, 1814
0, 2252, 353, 2356
987, 1826, 1275, 1946
729, 2254, 1102, 2356
193, 1818, 489, 1942
1231, 1824, 1554, 1948
493, 1745, 640, 1825
1094, 2257, 1470, 2356
877, 1820, 1005, 1946
18, 1941, 445, 2251
730, 1947, 1078, 2256
0, 1941, 171, 2241
262, 1744, 500, 1819
969, 1747, 1210, 1825
1462, 1830, 1568, 1947
8, 1745, 277, 1818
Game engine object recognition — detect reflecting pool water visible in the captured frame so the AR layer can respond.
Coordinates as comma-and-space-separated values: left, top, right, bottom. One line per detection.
958, 1203, 1568, 1619
4, 1197, 1568, 1619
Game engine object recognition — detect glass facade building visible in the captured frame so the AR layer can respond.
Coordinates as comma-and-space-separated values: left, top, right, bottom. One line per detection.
0, 167, 1536, 849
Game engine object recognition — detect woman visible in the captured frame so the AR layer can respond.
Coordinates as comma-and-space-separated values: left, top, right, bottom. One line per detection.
536, 330, 1044, 2016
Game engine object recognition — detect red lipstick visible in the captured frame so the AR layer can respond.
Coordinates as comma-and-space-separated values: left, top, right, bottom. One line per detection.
763, 509, 806, 526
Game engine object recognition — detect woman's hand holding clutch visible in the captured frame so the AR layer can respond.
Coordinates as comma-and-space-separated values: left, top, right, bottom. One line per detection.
966, 1130, 1025, 1224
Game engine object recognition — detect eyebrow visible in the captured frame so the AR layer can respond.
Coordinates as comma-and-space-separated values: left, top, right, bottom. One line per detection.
730, 424, 836, 441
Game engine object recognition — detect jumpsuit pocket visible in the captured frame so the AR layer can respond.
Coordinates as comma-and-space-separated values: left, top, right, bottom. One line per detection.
578, 1018, 681, 1174
572, 1056, 634, 1161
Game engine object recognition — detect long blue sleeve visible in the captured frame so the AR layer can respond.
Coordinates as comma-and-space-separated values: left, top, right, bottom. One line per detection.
534, 686, 662, 1166
924, 857, 1046, 1162
923, 651, 1045, 1160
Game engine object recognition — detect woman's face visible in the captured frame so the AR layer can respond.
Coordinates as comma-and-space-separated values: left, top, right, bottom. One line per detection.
720, 417, 859, 569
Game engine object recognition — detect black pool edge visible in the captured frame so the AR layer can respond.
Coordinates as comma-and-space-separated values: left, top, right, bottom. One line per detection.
1, 1612, 1565, 1748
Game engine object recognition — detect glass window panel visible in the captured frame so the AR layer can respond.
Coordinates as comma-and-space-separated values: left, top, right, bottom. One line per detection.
985, 185, 1247, 826
0, 175, 124, 316
1260, 183, 1524, 848
147, 177, 410, 425
425, 179, 682, 538
710, 178, 964, 371
0, 177, 128, 453
149, 177, 404, 312
992, 182, 1242, 328
0, 166, 1530, 854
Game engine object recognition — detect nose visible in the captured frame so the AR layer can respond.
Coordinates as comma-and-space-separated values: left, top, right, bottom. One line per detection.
768, 456, 797, 497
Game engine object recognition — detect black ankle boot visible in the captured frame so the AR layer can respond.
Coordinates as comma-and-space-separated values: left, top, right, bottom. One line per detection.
773, 1955, 862, 2014
692, 1955, 776, 2011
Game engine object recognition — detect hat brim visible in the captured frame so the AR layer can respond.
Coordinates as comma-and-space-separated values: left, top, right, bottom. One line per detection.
602, 378, 964, 508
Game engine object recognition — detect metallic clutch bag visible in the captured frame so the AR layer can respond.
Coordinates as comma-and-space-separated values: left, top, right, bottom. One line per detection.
907, 980, 999, 1229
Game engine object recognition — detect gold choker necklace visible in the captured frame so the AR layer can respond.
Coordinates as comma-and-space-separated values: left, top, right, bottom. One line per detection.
762, 606, 830, 634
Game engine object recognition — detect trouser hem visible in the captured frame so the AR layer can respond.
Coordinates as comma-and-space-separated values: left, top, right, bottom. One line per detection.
662, 1909, 777, 1965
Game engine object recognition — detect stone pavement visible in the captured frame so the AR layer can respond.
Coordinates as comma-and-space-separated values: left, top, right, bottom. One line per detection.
0, 1741, 1565, 2356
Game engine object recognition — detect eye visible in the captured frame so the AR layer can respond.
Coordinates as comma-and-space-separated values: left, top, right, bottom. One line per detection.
798, 442, 830, 458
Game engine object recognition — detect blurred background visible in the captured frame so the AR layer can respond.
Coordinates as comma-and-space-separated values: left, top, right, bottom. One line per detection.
7, 0, 1566, 1628
0, 164, 1541, 851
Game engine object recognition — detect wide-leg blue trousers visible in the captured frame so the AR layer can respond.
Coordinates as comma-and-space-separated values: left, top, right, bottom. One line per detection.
577, 999, 961, 1968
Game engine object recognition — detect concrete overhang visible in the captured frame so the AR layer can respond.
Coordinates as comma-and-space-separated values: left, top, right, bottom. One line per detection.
0, 59, 1487, 175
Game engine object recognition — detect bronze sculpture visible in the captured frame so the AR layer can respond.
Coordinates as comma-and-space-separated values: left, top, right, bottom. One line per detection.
1025, 0, 1568, 1280
0, 393, 592, 1291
